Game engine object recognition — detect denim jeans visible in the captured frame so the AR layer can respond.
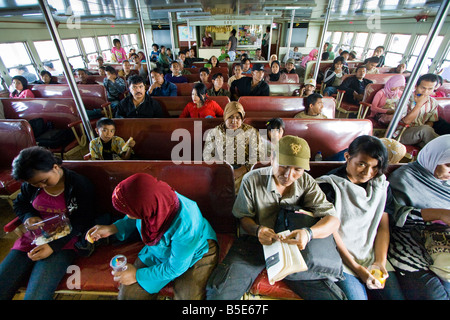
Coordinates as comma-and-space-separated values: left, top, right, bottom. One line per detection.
337, 272, 405, 300
323, 86, 338, 96
0, 249, 76, 300
396, 269, 450, 300
206, 235, 347, 300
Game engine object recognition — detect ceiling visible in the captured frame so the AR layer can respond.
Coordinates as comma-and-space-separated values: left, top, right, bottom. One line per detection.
0, 0, 443, 25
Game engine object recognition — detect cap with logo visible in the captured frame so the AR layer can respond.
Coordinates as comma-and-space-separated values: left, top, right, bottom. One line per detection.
251, 63, 265, 71
304, 78, 316, 87
277, 135, 311, 170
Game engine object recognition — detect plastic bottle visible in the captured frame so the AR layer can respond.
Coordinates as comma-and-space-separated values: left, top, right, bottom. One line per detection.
110, 254, 127, 281
314, 151, 323, 161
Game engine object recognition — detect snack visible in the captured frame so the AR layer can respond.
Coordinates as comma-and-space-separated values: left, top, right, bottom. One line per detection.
122, 137, 134, 152
86, 232, 94, 244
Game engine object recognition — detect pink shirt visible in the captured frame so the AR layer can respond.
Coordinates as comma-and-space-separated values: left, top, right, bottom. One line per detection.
12, 189, 77, 252
10, 89, 35, 99
112, 47, 127, 63
369, 89, 402, 118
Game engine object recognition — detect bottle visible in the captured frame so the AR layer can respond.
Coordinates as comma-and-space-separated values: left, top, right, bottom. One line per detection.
314, 151, 323, 161
110, 254, 127, 281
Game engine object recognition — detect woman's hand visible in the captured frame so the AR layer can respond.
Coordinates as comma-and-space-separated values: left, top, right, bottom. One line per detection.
28, 244, 53, 261
112, 264, 137, 285
86, 224, 118, 243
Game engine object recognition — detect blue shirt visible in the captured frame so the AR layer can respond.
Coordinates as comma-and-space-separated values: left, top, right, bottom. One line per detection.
164, 73, 188, 84
150, 80, 177, 97
113, 192, 217, 294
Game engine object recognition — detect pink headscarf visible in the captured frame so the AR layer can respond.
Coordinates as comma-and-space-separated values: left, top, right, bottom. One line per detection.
383, 74, 405, 99
301, 49, 318, 68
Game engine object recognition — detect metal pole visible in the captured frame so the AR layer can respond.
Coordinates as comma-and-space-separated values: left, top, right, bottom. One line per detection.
385, 0, 450, 139
168, 12, 176, 57
313, 0, 335, 82
187, 19, 191, 51
38, 0, 94, 141
267, 18, 273, 60
135, 0, 152, 85
286, 10, 295, 63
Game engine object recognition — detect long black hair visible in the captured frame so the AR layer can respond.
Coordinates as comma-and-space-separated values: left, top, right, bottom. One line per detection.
11, 75, 28, 97
193, 82, 208, 104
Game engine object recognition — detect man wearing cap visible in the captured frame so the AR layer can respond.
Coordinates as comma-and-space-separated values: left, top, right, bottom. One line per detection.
230, 63, 270, 101
296, 78, 316, 98
282, 58, 297, 74
206, 136, 344, 300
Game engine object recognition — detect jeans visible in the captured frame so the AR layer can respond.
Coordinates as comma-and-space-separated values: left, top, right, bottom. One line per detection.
206, 235, 347, 300
396, 269, 450, 300
0, 249, 76, 300
337, 272, 405, 300
323, 86, 338, 96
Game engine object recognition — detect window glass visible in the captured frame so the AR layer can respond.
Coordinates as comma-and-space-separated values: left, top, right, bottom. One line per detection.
62, 39, 81, 58
389, 34, 411, 53
82, 37, 97, 54
385, 52, 403, 67
34, 40, 63, 75
0, 42, 38, 81
354, 33, 368, 47
98, 36, 110, 51
368, 33, 386, 49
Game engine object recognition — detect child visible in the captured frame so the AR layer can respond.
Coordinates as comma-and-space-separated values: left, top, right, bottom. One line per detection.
263, 118, 285, 159
111, 38, 127, 63
89, 118, 135, 160
103, 66, 126, 110
293, 78, 316, 97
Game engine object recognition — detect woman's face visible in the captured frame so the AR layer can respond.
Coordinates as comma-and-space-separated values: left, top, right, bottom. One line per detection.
225, 112, 243, 130
211, 56, 218, 66
271, 63, 280, 74
434, 163, 450, 180
345, 152, 379, 184
13, 79, 24, 92
27, 164, 62, 189
191, 88, 201, 104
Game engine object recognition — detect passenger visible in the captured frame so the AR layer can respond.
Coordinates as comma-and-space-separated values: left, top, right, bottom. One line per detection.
369, 74, 406, 125
265, 60, 288, 83
394, 73, 439, 148
0, 146, 96, 300
380, 138, 407, 165
228, 64, 243, 87
254, 48, 265, 61
348, 51, 357, 61
262, 117, 285, 159
389, 63, 406, 74
177, 50, 189, 69
127, 48, 136, 60
148, 67, 177, 97
241, 58, 252, 75
137, 51, 146, 63
157, 46, 170, 73
9, 75, 35, 98
230, 63, 270, 100
218, 47, 229, 62
317, 135, 405, 300
207, 73, 231, 98
166, 48, 173, 62
86, 173, 218, 300
208, 55, 219, 68
339, 50, 350, 65
75, 68, 96, 84
387, 135, 450, 300
326, 43, 335, 60
323, 56, 350, 96
98, 66, 106, 77
295, 93, 327, 119
269, 54, 278, 65
16, 65, 38, 83
96, 56, 104, 68
338, 65, 373, 105
294, 78, 316, 98
115, 75, 165, 118
206, 135, 344, 300
89, 118, 135, 160
37, 70, 58, 84
365, 57, 380, 74
177, 58, 191, 75
431, 75, 445, 98
111, 38, 127, 63
282, 58, 297, 74
301, 49, 319, 68
150, 43, 159, 62
179, 82, 223, 118
118, 60, 139, 80
130, 53, 148, 79
164, 61, 188, 84
202, 31, 213, 47
43, 61, 60, 76
364, 46, 385, 67
203, 101, 260, 192
227, 29, 238, 61
103, 66, 126, 110
197, 67, 210, 85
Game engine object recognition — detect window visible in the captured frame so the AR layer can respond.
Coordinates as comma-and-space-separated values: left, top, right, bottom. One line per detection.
130, 34, 139, 49
408, 35, 444, 74
385, 34, 411, 67
82, 37, 98, 64
440, 45, 450, 75
98, 36, 112, 61
0, 42, 39, 82
62, 38, 85, 69
34, 40, 64, 76
341, 32, 354, 51
353, 32, 368, 60
330, 32, 342, 54
366, 33, 386, 60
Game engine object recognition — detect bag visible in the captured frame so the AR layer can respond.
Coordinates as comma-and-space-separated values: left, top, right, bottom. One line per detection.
274, 205, 344, 281
423, 224, 450, 282
29, 118, 74, 149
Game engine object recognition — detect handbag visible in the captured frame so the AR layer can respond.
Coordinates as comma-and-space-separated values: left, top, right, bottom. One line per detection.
422, 223, 450, 282
274, 205, 344, 281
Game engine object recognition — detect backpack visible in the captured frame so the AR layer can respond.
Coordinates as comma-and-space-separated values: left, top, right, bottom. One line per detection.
29, 118, 75, 150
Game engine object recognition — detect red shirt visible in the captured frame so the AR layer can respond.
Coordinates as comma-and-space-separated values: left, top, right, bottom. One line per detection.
179, 99, 224, 118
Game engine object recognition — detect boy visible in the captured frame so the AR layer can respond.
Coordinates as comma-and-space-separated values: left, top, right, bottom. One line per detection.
103, 66, 126, 110
294, 78, 316, 97
89, 118, 135, 160
295, 93, 327, 119
365, 57, 380, 74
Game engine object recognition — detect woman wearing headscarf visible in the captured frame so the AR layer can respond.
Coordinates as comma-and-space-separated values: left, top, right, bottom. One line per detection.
264, 60, 288, 83
203, 101, 261, 193
9, 75, 35, 99
387, 135, 450, 300
301, 49, 318, 68
369, 75, 406, 125
86, 173, 218, 300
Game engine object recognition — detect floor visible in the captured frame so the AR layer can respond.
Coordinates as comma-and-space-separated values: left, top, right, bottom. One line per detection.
0, 199, 117, 300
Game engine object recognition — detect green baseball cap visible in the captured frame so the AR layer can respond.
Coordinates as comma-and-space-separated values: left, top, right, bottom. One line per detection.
277, 135, 311, 170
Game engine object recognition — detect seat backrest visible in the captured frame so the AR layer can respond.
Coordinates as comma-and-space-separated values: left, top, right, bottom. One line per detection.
153, 96, 230, 117
437, 82, 450, 97
111, 118, 224, 161
267, 83, 299, 96
244, 118, 373, 159
238, 96, 335, 118
363, 83, 385, 104
63, 161, 236, 233
2, 98, 80, 129
0, 119, 36, 168
436, 97, 450, 123
340, 73, 404, 85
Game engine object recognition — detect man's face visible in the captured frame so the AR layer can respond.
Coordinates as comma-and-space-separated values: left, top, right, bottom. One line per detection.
252, 70, 265, 82
272, 162, 305, 187
286, 63, 294, 72
415, 80, 437, 97
242, 60, 251, 71
200, 71, 209, 83
367, 62, 377, 70
356, 67, 366, 80
374, 47, 384, 57
171, 62, 181, 75
309, 98, 323, 115
123, 61, 131, 72
151, 72, 164, 85
213, 75, 224, 89
129, 82, 146, 100
77, 70, 88, 82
